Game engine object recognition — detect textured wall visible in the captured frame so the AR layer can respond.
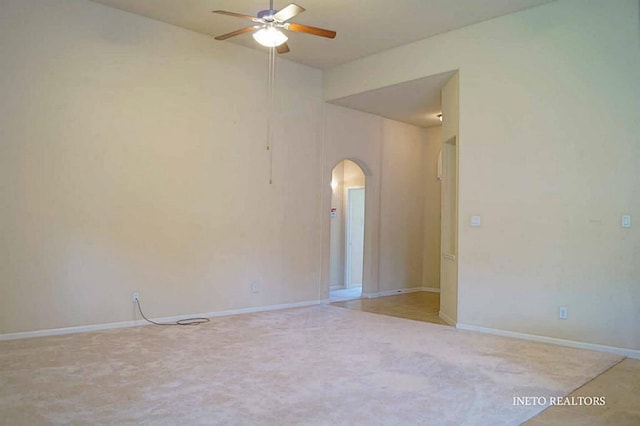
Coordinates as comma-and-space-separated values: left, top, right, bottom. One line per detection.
322, 105, 438, 296
325, 0, 640, 350
0, 0, 323, 333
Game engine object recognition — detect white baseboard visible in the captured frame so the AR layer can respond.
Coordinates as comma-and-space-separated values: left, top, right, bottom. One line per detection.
457, 323, 640, 359
0, 319, 147, 341
0, 299, 326, 341
364, 286, 440, 298
439, 310, 457, 326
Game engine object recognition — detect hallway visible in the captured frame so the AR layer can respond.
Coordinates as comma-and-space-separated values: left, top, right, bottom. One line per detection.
331, 291, 448, 326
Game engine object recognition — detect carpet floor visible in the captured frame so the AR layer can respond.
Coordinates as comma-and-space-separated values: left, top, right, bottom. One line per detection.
0, 305, 622, 425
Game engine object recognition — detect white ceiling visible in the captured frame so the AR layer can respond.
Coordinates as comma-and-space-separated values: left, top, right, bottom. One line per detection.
89, 0, 555, 128
331, 71, 456, 128
90, 0, 555, 70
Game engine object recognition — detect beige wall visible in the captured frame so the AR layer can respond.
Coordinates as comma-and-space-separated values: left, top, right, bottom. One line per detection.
379, 119, 427, 292
325, 0, 640, 350
422, 127, 442, 290
0, 0, 323, 334
441, 72, 460, 146
322, 104, 439, 296
5, 0, 636, 354
342, 160, 366, 189
440, 73, 460, 324
321, 105, 383, 298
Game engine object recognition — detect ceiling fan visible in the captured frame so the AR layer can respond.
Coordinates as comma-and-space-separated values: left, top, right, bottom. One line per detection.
212, 1, 336, 54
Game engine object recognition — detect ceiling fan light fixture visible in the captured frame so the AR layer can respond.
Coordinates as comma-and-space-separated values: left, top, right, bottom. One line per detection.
253, 27, 288, 47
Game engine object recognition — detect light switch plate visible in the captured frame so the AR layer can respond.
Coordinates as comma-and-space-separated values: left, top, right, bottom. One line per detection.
470, 215, 482, 227
559, 306, 568, 320
621, 215, 631, 228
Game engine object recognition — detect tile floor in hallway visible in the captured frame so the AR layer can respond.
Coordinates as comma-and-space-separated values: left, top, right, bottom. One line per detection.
331, 291, 448, 325
329, 286, 362, 302
331, 291, 640, 425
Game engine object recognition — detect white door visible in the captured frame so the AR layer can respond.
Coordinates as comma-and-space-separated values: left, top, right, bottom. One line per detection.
345, 187, 365, 288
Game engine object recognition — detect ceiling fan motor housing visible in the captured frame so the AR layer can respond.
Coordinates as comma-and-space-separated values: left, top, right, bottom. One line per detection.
257, 9, 277, 21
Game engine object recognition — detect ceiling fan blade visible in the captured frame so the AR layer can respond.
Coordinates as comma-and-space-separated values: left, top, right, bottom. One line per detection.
276, 42, 290, 54
214, 26, 259, 40
212, 10, 263, 23
284, 22, 336, 39
274, 4, 305, 22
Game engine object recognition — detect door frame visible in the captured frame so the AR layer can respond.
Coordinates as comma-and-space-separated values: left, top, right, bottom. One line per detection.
321, 157, 377, 300
345, 186, 365, 288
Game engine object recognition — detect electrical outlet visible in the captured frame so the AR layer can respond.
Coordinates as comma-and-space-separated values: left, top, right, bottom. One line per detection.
251, 282, 260, 294
559, 306, 568, 320
132, 292, 139, 303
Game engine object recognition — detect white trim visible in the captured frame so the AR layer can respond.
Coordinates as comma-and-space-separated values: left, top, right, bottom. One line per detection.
457, 323, 640, 359
377, 287, 424, 297
364, 287, 440, 298
442, 253, 456, 261
439, 310, 457, 326
0, 299, 326, 341
437, 150, 443, 181
345, 186, 365, 289
0, 320, 147, 341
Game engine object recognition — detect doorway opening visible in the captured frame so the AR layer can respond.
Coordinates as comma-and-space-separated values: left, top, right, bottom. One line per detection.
328, 159, 366, 302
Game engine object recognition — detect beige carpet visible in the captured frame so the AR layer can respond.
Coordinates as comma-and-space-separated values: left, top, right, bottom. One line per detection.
0, 305, 622, 425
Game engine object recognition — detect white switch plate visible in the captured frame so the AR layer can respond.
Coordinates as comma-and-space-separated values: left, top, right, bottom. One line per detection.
621, 215, 631, 228
251, 282, 260, 293
470, 215, 482, 227
559, 306, 568, 320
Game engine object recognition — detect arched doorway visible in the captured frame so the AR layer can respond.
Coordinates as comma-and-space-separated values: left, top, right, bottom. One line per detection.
328, 159, 366, 301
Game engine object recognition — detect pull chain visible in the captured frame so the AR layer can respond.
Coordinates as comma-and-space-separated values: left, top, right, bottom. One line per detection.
267, 46, 276, 184
266, 1, 276, 184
